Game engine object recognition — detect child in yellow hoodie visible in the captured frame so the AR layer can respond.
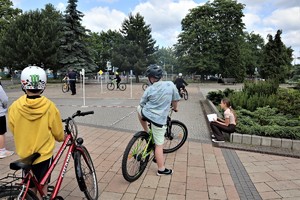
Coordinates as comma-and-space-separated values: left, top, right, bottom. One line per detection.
8, 66, 65, 197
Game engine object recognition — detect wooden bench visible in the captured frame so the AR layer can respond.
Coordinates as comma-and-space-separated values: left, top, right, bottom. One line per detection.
221, 78, 236, 85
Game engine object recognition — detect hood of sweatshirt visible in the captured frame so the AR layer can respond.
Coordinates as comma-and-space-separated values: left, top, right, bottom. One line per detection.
15, 95, 51, 121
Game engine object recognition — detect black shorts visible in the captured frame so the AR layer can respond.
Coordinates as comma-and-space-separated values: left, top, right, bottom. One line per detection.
0, 115, 7, 135
25, 157, 52, 188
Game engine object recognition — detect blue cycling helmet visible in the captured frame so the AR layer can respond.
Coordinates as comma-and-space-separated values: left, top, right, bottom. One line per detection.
145, 64, 163, 80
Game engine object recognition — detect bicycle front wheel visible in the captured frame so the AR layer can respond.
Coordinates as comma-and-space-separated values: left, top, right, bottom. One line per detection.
0, 186, 39, 200
107, 83, 115, 90
74, 146, 98, 200
183, 89, 188, 100
119, 83, 126, 91
122, 131, 150, 182
163, 120, 188, 153
62, 83, 69, 93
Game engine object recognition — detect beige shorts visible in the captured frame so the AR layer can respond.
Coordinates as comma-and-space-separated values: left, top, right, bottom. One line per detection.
137, 105, 167, 145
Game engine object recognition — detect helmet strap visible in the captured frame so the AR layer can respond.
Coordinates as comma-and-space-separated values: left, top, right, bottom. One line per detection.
148, 77, 160, 84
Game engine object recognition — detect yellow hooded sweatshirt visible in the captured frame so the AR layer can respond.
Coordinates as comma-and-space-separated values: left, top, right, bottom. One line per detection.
8, 95, 64, 164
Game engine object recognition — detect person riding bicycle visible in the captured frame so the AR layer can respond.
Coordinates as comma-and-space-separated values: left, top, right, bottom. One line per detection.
114, 72, 121, 89
137, 64, 180, 176
8, 66, 65, 196
173, 73, 188, 97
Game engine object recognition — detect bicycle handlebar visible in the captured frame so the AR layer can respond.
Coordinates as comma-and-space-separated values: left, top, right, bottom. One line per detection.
62, 110, 94, 122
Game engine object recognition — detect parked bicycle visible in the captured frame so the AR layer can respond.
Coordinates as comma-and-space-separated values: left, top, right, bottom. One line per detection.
107, 79, 126, 91
180, 87, 188, 100
62, 77, 70, 93
0, 110, 98, 200
122, 108, 188, 182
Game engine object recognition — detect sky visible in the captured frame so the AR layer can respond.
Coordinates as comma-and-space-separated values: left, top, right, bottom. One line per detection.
11, 0, 300, 63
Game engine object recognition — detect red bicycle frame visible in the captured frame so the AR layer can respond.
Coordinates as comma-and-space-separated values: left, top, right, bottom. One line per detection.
19, 134, 79, 200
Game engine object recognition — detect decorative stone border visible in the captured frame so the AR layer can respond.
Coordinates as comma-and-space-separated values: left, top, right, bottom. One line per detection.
230, 133, 300, 151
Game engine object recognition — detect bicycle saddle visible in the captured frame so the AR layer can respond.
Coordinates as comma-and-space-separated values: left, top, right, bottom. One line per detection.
10, 153, 41, 171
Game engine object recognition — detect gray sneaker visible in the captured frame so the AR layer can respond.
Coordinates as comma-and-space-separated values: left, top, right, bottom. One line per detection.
0, 150, 14, 159
212, 138, 225, 143
157, 168, 173, 176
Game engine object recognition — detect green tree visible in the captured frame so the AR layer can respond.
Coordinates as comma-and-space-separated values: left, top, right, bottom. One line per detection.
59, 0, 96, 73
175, 0, 245, 81
88, 30, 123, 71
0, 0, 22, 34
241, 32, 264, 78
261, 30, 293, 82
155, 47, 178, 77
0, 0, 22, 66
0, 4, 63, 72
115, 12, 157, 81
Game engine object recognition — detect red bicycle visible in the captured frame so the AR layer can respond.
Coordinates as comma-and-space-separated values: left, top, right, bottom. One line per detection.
0, 110, 98, 200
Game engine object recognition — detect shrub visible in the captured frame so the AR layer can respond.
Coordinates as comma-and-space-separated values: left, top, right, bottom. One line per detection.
243, 79, 279, 96
276, 88, 300, 116
236, 107, 300, 139
206, 88, 235, 105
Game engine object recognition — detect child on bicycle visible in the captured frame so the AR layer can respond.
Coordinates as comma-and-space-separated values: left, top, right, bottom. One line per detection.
173, 73, 188, 97
8, 66, 65, 197
114, 72, 121, 89
137, 64, 180, 176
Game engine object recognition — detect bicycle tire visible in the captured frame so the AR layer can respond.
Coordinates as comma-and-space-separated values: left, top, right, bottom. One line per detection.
74, 146, 98, 200
0, 186, 39, 200
107, 83, 115, 90
142, 83, 148, 91
163, 120, 188, 153
183, 89, 188, 100
119, 83, 126, 91
62, 83, 69, 93
122, 131, 150, 182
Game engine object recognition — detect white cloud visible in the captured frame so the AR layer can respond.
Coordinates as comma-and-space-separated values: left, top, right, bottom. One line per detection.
82, 0, 202, 47
132, 0, 202, 47
241, 0, 300, 53
82, 7, 126, 33
11, 0, 22, 7
263, 7, 300, 31
56, 2, 65, 12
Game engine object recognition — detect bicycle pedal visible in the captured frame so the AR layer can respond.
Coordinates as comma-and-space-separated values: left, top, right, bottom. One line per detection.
47, 185, 54, 193
54, 196, 64, 200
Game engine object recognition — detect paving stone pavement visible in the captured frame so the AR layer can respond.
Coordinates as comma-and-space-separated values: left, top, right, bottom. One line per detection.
1, 82, 300, 200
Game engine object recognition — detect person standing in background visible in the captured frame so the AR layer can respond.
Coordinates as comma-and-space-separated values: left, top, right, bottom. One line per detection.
0, 81, 14, 158
68, 69, 77, 95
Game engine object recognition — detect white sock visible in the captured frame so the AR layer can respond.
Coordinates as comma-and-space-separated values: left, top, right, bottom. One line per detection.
0, 148, 6, 152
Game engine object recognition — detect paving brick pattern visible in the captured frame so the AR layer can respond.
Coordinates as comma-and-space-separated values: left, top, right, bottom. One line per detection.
1, 82, 300, 199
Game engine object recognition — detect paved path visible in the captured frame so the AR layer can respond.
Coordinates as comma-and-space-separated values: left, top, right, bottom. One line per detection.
1, 82, 300, 200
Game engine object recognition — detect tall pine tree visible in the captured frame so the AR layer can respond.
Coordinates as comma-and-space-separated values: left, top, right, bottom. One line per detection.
112, 12, 156, 81
59, 0, 96, 72
261, 30, 293, 82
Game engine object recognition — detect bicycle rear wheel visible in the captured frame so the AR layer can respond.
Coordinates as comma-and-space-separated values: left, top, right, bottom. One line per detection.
62, 83, 69, 93
183, 89, 188, 100
163, 120, 188, 153
0, 186, 38, 200
122, 131, 150, 182
74, 146, 98, 200
107, 83, 115, 90
119, 83, 126, 91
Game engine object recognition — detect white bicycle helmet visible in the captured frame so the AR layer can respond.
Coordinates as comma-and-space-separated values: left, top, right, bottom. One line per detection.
178, 73, 183, 77
21, 66, 47, 90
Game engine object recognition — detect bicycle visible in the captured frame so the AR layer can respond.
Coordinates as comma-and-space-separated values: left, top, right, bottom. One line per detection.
61, 77, 70, 93
107, 79, 126, 91
121, 108, 188, 182
0, 110, 99, 200
180, 87, 188, 100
